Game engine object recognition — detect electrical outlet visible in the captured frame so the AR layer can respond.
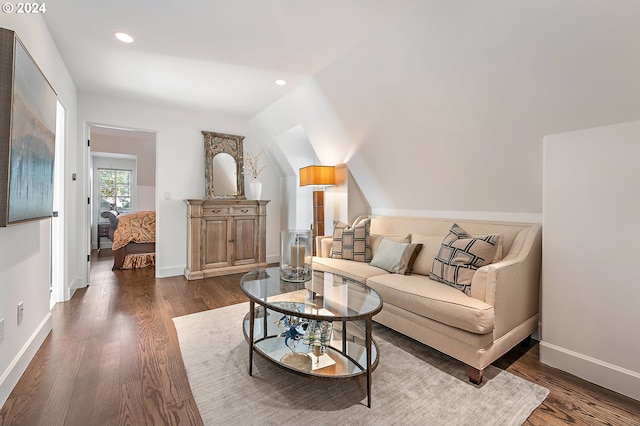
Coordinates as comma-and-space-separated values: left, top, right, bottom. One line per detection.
0, 318, 4, 343
17, 302, 24, 325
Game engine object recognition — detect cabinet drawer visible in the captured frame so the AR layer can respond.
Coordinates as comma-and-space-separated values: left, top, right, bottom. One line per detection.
203, 207, 229, 216
232, 206, 257, 215
97, 223, 110, 237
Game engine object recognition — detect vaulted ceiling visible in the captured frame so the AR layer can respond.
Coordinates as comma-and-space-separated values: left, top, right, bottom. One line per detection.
42, 0, 640, 217
43, 0, 411, 116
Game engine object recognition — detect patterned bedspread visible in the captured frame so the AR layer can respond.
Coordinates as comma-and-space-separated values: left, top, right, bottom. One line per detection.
112, 211, 156, 251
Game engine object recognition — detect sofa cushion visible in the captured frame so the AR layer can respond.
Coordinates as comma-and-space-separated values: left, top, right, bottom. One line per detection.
330, 218, 372, 262
430, 224, 501, 295
312, 256, 389, 282
410, 234, 445, 276
370, 239, 422, 274
366, 274, 495, 335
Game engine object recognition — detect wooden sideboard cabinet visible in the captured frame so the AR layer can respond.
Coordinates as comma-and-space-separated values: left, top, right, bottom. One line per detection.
184, 199, 269, 280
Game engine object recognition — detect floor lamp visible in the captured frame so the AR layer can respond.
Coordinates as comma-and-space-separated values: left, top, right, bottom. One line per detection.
299, 165, 336, 253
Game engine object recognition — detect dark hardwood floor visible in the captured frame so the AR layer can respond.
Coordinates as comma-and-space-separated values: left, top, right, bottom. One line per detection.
1, 250, 638, 425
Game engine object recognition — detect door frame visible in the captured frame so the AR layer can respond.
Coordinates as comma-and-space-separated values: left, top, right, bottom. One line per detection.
84, 123, 158, 284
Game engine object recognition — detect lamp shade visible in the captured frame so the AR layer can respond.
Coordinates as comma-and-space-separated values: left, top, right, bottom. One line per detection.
299, 165, 336, 187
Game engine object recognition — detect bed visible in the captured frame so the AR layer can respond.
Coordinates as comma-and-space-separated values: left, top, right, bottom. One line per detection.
101, 210, 156, 270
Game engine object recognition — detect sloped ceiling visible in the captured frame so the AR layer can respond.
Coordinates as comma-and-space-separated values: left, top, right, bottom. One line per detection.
250, 0, 640, 217
42, 0, 411, 116
40, 0, 640, 217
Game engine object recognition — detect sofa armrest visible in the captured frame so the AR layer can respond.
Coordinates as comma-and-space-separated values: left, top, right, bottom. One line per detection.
316, 236, 333, 258
101, 210, 120, 240
470, 224, 542, 339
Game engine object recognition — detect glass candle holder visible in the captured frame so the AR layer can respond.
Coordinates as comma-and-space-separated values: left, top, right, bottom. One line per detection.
280, 229, 312, 282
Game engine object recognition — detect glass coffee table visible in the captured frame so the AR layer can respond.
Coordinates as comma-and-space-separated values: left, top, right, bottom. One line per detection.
240, 267, 383, 408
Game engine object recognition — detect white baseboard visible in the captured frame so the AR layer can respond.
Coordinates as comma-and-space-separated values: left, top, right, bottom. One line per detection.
69, 277, 84, 300
539, 340, 640, 401
157, 265, 185, 278
0, 313, 53, 408
370, 208, 543, 223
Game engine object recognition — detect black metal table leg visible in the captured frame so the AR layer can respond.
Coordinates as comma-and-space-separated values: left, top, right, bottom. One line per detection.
249, 300, 255, 376
365, 317, 372, 408
342, 320, 347, 354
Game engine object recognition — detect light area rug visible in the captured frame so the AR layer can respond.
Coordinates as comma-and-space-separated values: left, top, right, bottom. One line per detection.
173, 303, 549, 426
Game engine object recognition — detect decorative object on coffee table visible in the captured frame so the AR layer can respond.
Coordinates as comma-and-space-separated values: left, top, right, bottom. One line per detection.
303, 320, 334, 369
280, 229, 312, 282
276, 312, 312, 370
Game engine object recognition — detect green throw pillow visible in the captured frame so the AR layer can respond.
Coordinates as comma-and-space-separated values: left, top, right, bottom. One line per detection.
370, 238, 423, 274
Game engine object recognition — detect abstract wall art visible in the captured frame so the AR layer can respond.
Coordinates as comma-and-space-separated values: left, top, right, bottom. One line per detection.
0, 28, 57, 226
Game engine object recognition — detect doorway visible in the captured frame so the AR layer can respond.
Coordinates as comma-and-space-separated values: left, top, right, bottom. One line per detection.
87, 125, 157, 280
50, 100, 65, 307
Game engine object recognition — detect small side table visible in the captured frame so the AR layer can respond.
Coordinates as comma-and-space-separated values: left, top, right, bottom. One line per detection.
97, 223, 110, 251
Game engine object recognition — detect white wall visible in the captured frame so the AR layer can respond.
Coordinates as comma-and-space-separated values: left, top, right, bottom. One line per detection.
251, 0, 640, 222
77, 92, 282, 276
137, 186, 155, 211
90, 129, 156, 187
273, 125, 315, 230
0, 16, 79, 407
541, 120, 640, 401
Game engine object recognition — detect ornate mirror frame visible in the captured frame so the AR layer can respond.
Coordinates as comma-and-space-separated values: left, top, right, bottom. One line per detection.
203, 130, 246, 199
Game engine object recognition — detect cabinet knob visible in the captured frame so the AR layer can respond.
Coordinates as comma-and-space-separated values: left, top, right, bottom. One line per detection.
241, 209, 249, 213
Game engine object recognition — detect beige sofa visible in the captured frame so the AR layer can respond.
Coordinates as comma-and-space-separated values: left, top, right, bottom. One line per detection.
313, 215, 542, 384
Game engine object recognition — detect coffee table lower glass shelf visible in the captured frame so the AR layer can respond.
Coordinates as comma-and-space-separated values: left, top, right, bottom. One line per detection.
242, 307, 378, 378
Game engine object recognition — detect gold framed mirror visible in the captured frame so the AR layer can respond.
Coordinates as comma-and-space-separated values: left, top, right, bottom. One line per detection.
203, 130, 245, 199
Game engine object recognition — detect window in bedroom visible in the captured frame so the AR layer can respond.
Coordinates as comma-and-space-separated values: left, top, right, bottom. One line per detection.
98, 168, 132, 215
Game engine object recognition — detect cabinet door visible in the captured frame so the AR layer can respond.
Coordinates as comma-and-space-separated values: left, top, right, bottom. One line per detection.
233, 217, 257, 265
202, 217, 231, 268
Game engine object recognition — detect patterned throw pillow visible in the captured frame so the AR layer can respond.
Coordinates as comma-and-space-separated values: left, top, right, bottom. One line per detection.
429, 224, 501, 295
329, 218, 372, 262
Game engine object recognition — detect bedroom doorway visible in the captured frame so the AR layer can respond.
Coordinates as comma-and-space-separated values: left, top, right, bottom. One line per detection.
87, 125, 157, 279
51, 100, 65, 307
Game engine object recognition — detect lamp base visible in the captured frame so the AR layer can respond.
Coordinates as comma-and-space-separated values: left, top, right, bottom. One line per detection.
312, 190, 325, 255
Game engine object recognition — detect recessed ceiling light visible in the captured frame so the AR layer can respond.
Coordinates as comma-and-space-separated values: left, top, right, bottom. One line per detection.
275, 79, 287, 86
114, 32, 134, 43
